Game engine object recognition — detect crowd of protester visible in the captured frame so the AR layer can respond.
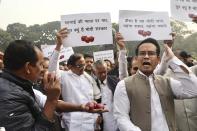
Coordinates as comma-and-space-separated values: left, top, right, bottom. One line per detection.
0, 16, 197, 131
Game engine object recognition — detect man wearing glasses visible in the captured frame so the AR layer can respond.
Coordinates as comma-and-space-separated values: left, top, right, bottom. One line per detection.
48, 28, 101, 131
113, 38, 197, 131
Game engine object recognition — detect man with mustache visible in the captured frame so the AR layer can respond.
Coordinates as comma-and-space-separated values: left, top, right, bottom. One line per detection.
113, 38, 197, 131
48, 28, 102, 131
0, 40, 61, 131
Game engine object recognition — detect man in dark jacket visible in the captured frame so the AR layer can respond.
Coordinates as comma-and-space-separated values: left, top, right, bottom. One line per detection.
0, 40, 61, 131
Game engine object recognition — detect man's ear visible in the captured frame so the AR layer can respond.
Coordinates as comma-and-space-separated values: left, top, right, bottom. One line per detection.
24, 62, 31, 74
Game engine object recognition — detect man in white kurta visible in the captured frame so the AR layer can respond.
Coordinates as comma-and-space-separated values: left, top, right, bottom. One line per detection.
48, 28, 100, 131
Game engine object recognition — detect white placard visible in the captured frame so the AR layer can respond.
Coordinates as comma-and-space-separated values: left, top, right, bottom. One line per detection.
61, 13, 113, 47
41, 45, 74, 62
93, 50, 114, 63
171, 0, 197, 22
119, 10, 172, 41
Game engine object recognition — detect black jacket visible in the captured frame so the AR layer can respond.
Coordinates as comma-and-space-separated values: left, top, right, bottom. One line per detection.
0, 70, 54, 131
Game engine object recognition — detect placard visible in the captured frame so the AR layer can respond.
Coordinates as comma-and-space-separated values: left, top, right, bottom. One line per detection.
61, 13, 113, 47
171, 0, 197, 22
119, 10, 172, 41
41, 45, 74, 62
93, 50, 114, 63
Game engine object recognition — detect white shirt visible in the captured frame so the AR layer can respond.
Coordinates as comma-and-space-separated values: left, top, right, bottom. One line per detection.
33, 89, 46, 108
113, 57, 197, 131
99, 79, 118, 131
48, 50, 97, 131
95, 49, 127, 131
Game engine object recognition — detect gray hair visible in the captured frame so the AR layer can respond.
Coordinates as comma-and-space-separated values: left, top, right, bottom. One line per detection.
93, 60, 107, 70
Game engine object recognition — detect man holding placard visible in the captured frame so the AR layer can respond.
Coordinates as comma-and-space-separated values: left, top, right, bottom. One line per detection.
48, 27, 103, 131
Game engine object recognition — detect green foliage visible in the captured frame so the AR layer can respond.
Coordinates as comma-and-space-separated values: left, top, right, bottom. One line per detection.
0, 29, 13, 51
181, 32, 197, 56
6, 21, 60, 45
7, 23, 27, 40
170, 20, 197, 57
112, 23, 119, 32
0, 20, 197, 58
170, 20, 192, 37
38, 21, 60, 44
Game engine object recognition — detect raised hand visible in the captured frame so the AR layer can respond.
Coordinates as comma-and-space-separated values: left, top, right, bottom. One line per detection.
55, 27, 69, 51
42, 71, 61, 121
115, 32, 126, 50
163, 44, 175, 62
163, 32, 176, 48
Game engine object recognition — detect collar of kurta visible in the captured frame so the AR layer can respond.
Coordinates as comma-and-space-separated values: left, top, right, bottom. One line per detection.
68, 70, 82, 77
99, 79, 107, 85
137, 70, 155, 80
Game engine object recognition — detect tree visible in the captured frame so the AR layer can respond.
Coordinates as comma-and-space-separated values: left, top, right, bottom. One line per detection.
0, 29, 13, 51
39, 21, 60, 45
112, 23, 119, 32
6, 21, 61, 46
170, 20, 193, 50
7, 23, 27, 40
170, 20, 192, 37
182, 32, 197, 57
22, 24, 42, 43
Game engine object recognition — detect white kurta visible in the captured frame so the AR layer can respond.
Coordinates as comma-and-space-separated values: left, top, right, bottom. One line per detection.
60, 70, 96, 130
99, 79, 118, 131
33, 89, 46, 108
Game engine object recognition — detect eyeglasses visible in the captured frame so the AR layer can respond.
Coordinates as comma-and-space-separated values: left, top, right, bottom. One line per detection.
74, 64, 86, 68
138, 51, 157, 57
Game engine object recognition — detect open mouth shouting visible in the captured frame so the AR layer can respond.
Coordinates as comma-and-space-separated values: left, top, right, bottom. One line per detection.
142, 61, 151, 68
